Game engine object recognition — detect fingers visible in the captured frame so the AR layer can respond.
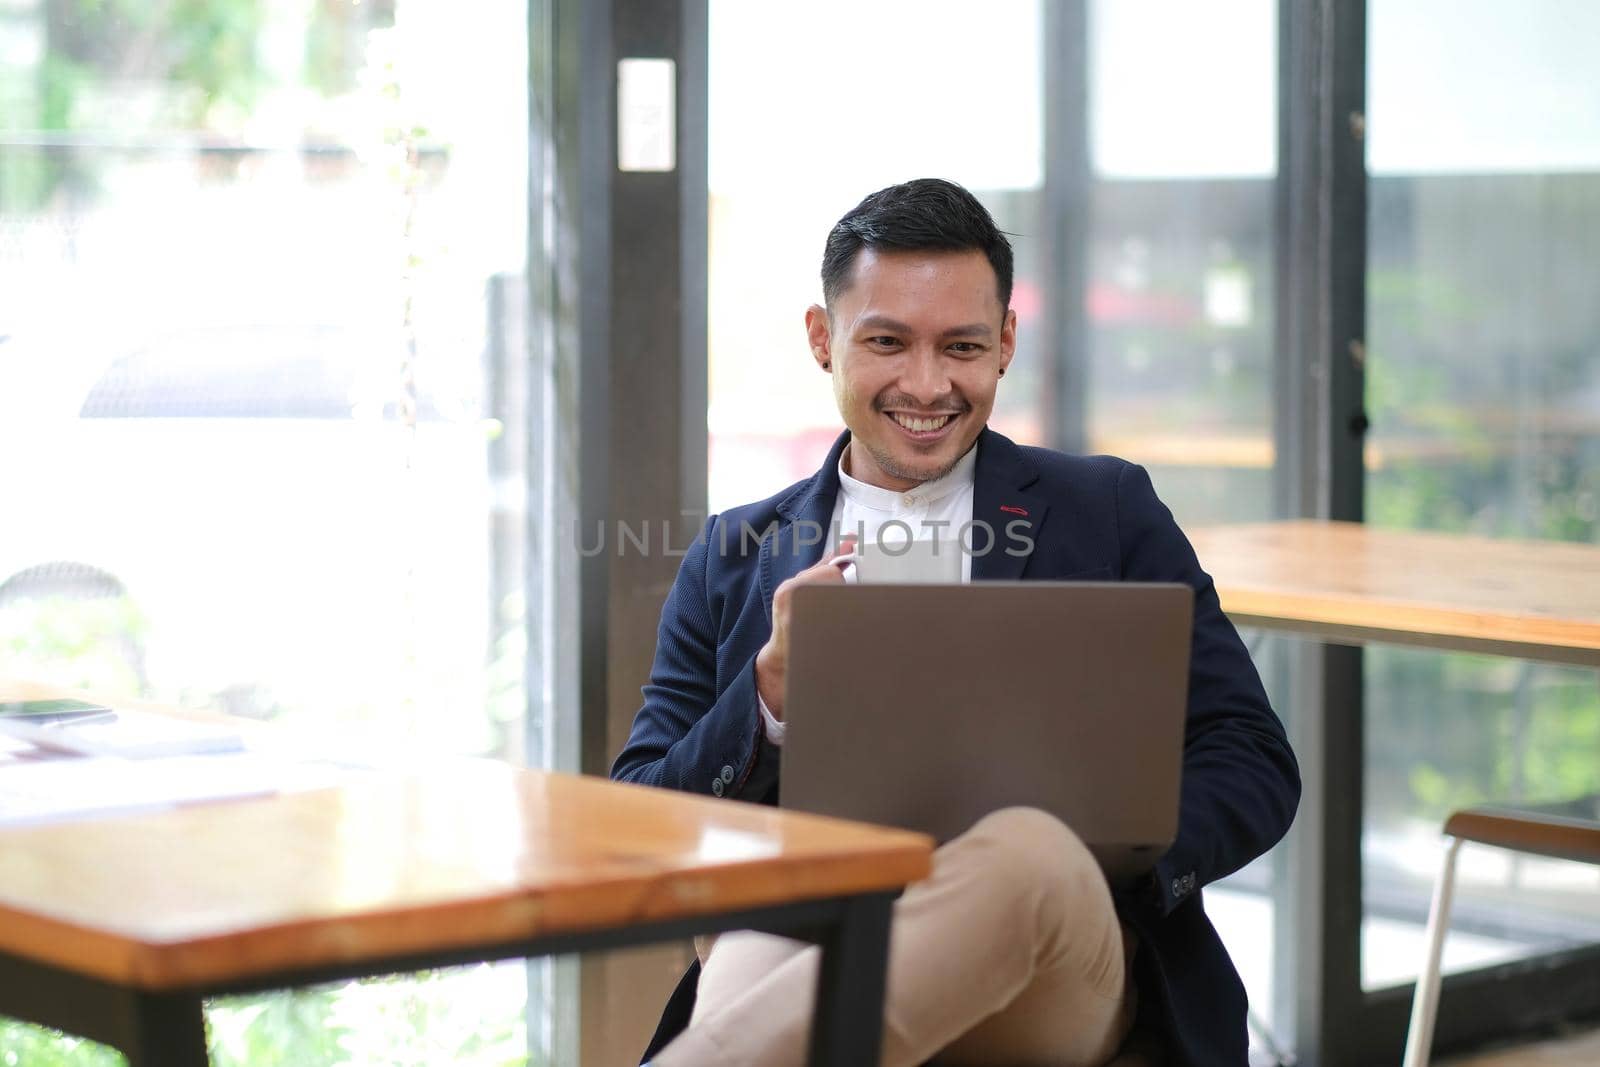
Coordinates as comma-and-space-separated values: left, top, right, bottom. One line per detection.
808, 555, 852, 584
823, 534, 858, 564
775, 538, 860, 612
808, 535, 858, 583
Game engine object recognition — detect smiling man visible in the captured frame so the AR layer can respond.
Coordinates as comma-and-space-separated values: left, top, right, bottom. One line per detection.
612, 179, 1299, 1067
809, 242, 1013, 489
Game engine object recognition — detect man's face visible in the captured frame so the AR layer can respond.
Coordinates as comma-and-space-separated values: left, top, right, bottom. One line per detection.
806, 248, 1016, 491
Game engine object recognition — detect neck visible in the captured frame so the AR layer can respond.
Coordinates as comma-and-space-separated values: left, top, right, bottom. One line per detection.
842, 441, 924, 492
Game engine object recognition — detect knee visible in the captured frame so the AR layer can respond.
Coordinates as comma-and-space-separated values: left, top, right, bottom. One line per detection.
968, 805, 1087, 858
962, 806, 1103, 900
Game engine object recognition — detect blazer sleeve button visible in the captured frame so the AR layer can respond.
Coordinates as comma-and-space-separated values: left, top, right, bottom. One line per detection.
711, 778, 725, 797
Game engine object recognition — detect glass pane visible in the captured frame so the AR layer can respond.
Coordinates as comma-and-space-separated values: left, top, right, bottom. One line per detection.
706, 0, 1045, 512
1087, 0, 1283, 1045
1363, 0, 1600, 990
1091, 0, 1276, 181
0, 0, 542, 1059
1086, 0, 1278, 530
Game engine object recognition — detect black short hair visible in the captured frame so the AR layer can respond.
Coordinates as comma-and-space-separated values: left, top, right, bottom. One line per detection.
821, 178, 1013, 311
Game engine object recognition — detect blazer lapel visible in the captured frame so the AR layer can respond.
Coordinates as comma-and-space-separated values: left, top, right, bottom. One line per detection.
760, 430, 850, 620
970, 428, 1050, 582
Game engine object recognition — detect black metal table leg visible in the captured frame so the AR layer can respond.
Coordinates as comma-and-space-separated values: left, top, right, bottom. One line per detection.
806, 891, 897, 1067
123, 992, 209, 1067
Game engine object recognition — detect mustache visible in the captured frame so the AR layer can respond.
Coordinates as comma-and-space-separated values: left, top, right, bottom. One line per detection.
873, 392, 969, 415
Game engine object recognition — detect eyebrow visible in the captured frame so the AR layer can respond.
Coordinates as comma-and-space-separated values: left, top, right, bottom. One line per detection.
855, 315, 994, 340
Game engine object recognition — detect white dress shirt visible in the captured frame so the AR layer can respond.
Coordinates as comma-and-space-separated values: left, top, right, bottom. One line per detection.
759, 443, 977, 745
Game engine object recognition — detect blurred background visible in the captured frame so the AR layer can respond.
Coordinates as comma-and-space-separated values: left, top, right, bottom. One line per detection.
0, 2, 536, 1062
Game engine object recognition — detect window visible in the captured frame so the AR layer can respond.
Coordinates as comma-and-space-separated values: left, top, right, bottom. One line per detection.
0, 1, 545, 1061
706, 0, 1045, 512
1362, 0, 1600, 990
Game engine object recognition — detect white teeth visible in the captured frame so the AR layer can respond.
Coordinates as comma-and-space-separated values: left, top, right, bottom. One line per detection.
893, 413, 953, 433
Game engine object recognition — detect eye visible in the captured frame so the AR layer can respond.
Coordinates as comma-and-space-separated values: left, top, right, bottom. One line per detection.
866, 336, 901, 350
948, 342, 984, 356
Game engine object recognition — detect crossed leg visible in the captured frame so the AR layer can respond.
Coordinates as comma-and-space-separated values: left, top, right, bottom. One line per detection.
658, 806, 1137, 1067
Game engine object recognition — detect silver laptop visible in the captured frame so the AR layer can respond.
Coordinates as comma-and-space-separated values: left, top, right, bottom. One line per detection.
780, 582, 1193, 884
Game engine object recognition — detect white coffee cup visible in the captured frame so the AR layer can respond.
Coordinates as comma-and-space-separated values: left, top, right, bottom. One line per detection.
831, 536, 962, 584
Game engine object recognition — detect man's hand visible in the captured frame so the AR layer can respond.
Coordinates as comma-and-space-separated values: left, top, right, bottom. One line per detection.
755, 537, 856, 721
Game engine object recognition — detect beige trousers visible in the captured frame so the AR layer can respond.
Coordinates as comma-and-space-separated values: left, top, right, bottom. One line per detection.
655, 806, 1137, 1067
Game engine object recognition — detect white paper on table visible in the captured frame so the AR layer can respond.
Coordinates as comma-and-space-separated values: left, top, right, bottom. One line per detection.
0, 752, 361, 828
0, 708, 244, 759
0, 731, 37, 766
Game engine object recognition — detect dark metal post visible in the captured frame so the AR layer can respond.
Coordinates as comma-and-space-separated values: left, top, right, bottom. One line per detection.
1273, 2, 1367, 1064
124, 994, 210, 1067
556, 0, 709, 1058
806, 892, 898, 1067
1042, 0, 1091, 457
528, 0, 581, 1057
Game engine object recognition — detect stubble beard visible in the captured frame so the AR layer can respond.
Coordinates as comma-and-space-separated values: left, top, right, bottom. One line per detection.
843, 381, 978, 486
860, 434, 965, 486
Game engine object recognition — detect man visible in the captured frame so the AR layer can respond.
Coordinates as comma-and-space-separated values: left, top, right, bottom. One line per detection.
611, 178, 1299, 1067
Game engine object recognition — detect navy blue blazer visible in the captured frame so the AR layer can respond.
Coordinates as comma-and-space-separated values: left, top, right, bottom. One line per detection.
611, 428, 1300, 1067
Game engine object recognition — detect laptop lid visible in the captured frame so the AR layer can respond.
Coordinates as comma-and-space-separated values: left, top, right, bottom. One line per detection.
779, 582, 1193, 884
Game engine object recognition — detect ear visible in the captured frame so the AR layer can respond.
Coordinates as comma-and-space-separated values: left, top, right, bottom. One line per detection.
999, 308, 1017, 375
804, 304, 833, 371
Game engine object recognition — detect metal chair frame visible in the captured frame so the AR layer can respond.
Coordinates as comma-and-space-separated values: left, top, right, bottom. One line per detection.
1401, 804, 1600, 1067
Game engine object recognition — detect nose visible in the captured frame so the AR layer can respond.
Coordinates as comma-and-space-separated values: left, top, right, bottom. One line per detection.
899, 345, 952, 406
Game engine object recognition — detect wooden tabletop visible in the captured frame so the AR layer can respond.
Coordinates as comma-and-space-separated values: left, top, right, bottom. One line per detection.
0, 759, 932, 991
1189, 520, 1600, 667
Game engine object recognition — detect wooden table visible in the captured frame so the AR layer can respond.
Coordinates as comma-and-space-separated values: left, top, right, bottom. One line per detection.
0, 752, 932, 1066
1185, 519, 1600, 1063
1188, 520, 1600, 667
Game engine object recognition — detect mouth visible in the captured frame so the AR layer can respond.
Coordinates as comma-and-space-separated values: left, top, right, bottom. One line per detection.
883, 409, 962, 443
